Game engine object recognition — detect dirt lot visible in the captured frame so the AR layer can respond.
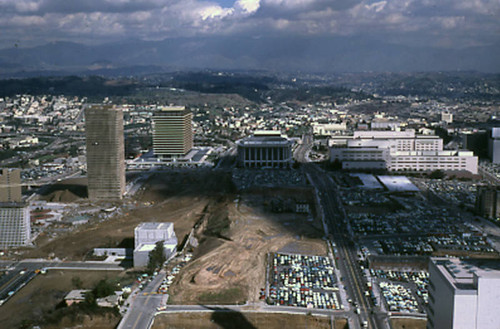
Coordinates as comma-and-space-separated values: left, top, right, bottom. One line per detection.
168, 190, 327, 305
0, 270, 124, 329
391, 318, 427, 329
152, 312, 347, 329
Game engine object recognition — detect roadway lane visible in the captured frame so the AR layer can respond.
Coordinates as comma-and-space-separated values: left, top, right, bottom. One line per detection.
119, 271, 166, 329
295, 135, 386, 329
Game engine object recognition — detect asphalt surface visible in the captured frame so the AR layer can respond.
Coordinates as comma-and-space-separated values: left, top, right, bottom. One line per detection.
296, 135, 387, 329
118, 271, 166, 329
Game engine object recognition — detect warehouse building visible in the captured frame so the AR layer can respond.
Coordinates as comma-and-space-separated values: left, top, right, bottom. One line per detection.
152, 106, 193, 158
428, 257, 500, 329
133, 222, 178, 267
236, 130, 294, 168
85, 105, 125, 201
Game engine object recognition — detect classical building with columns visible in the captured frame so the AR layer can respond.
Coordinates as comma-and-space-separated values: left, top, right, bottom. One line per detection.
236, 131, 294, 168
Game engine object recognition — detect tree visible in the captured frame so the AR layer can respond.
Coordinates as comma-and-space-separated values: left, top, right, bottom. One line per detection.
429, 169, 445, 179
71, 276, 83, 289
147, 240, 166, 274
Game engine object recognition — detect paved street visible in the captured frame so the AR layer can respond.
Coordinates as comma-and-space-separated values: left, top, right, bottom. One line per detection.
118, 271, 166, 329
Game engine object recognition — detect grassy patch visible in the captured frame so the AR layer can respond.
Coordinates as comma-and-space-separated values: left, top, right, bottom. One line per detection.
198, 287, 246, 304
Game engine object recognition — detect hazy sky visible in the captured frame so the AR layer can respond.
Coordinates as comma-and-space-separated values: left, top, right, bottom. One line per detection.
0, 0, 498, 50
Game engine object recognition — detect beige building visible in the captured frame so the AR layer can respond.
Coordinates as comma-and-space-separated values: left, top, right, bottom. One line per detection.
85, 105, 125, 201
0, 168, 22, 202
152, 106, 193, 158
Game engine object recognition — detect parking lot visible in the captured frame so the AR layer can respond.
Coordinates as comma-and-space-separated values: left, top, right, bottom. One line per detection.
369, 269, 428, 307
379, 282, 422, 314
267, 253, 342, 310
232, 169, 306, 190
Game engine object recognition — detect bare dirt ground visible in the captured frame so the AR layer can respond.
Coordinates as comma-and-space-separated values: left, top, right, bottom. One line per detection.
0, 270, 123, 329
24, 195, 209, 260
391, 318, 427, 329
152, 312, 347, 329
168, 190, 327, 305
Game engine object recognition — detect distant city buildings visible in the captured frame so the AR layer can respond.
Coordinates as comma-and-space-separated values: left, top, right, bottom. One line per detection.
85, 105, 125, 201
488, 127, 500, 164
0, 168, 22, 203
133, 222, 178, 267
330, 130, 478, 174
428, 257, 500, 329
476, 187, 500, 220
236, 130, 294, 168
312, 122, 347, 136
441, 111, 453, 124
152, 106, 193, 158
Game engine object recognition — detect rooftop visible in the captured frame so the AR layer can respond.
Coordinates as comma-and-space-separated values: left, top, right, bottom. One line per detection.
377, 175, 419, 192
433, 257, 500, 291
136, 222, 173, 231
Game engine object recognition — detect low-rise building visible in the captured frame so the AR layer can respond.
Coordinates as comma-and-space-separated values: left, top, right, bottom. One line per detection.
236, 130, 294, 168
330, 130, 478, 174
133, 222, 177, 267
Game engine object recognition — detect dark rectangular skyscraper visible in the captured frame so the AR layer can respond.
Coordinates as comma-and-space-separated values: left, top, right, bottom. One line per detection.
85, 105, 125, 201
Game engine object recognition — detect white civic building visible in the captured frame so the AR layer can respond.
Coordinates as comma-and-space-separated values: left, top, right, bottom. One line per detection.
428, 257, 500, 329
329, 130, 478, 174
133, 222, 178, 267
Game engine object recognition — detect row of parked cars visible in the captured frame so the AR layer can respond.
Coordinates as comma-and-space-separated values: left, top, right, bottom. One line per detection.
379, 282, 421, 314
268, 253, 341, 309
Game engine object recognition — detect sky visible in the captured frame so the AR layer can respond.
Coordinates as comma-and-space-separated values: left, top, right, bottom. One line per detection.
0, 0, 498, 50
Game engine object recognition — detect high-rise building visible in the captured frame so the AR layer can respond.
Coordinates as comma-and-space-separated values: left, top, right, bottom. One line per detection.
0, 168, 22, 202
441, 111, 453, 124
85, 105, 125, 201
427, 257, 500, 329
488, 127, 500, 164
476, 187, 500, 220
0, 168, 29, 248
152, 106, 193, 158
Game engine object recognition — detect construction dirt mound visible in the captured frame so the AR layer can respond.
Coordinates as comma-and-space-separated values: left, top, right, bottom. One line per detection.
42, 189, 81, 202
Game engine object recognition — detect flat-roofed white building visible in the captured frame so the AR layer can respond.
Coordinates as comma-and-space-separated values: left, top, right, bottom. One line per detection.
312, 122, 347, 136
133, 222, 177, 267
330, 130, 478, 174
428, 257, 500, 329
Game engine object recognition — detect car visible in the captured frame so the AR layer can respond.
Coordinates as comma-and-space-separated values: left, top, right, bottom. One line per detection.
362, 320, 368, 327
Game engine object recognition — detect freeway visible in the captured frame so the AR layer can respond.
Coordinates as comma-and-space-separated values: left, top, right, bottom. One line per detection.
118, 271, 166, 329
295, 135, 388, 329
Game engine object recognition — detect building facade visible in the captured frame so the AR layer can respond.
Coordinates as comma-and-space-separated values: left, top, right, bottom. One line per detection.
0, 204, 30, 248
236, 131, 294, 168
427, 257, 500, 329
133, 222, 178, 267
476, 187, 500, 220
85, 105, 125, 201
0, 168, 22, 203
330, 130, 478, 174
489, 127, 500, 164
152, 106, 193, 158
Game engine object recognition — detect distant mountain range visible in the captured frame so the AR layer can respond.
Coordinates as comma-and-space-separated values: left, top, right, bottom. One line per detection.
0, 37, 499, 77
